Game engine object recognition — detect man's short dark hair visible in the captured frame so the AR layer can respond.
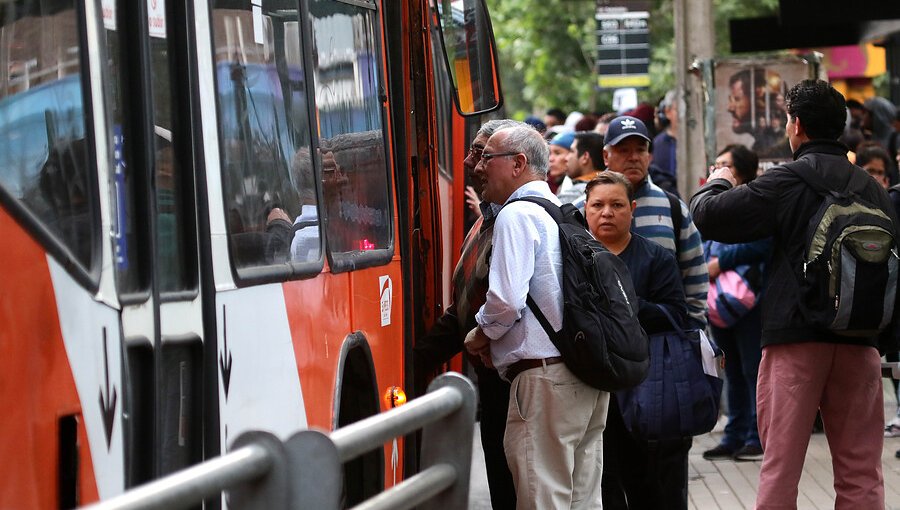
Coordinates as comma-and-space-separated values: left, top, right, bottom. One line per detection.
785, 79, 847, 141
856, 144, 891, 169
585, 171, 634, 202
719, 144, 759, 184
546, 108, 566, 123
573, 132, 605, 171
846, 98, 865, 111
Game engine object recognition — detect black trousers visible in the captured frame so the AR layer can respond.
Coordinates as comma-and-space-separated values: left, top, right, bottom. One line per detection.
475, 366, 516, 510
602, 397, 692, 510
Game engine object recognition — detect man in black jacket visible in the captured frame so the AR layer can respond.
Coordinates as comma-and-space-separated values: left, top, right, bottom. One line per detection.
690, 79, 898, 509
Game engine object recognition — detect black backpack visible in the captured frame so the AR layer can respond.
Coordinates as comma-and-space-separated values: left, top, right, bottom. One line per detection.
510, 197, 650, 391
791, 160, 899, 337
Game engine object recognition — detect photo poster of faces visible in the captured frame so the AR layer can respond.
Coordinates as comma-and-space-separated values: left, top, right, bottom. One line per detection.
712, 57, 817, 164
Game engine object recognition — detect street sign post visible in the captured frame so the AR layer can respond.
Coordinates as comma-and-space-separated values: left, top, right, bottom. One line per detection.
596, 3, 650, 89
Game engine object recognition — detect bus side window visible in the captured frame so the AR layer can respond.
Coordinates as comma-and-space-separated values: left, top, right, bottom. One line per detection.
0, 2, 96, 275
210, 2, 322, 281
309, 0, 393, 272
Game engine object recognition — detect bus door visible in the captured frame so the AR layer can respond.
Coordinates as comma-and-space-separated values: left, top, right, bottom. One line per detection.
0, 0, 201, 504
97, 0, 207, 489
197, 2, 399, 501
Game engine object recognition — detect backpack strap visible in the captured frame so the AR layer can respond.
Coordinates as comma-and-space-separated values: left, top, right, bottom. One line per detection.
789, 157, 871, 197
526, 294, 559, 341
665, 191, 682, 255
506, 196, 564, 341
655, 303, 686, 336
506, 195, 564, 223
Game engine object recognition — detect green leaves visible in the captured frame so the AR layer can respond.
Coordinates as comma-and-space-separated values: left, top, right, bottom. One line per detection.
487, 0, 779, 116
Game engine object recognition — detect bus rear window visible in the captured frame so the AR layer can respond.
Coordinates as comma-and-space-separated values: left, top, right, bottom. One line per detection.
0, 2, 95, 272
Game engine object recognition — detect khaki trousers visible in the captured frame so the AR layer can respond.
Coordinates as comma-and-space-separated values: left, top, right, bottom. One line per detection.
504, 362, 609, 509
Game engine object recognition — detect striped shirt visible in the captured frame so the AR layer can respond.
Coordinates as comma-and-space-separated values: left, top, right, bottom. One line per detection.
632, 179, 709, 327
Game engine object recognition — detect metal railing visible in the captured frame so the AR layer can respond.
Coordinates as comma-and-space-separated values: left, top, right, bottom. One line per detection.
81, 372, 476, 510
883, 361, 900, 379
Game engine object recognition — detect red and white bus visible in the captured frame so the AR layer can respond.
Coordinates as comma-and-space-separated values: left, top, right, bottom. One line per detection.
0, 0, 500, 506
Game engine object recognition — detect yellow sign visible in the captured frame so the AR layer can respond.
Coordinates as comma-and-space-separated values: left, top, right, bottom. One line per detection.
598, 74, 651, 89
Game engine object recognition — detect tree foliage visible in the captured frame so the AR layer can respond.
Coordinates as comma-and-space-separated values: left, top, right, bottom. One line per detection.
487, 0, 779, 117
487, 0, 597, 118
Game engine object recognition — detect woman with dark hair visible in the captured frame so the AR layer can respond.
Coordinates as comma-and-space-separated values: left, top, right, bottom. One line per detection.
702, 144, 773, 462
585, 171, 691, 509
856, 142, 892, 189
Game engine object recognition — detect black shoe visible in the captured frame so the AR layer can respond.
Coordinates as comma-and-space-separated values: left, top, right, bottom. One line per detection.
733, 444, 764, 462
702, 444, 736, 460
895, 449, 900, 459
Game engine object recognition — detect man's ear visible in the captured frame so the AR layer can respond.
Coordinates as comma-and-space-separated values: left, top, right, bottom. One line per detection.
793, 115, 806, 138
580, 151, 592, 167
603, 147, 611, 166
512, 153, 527, 176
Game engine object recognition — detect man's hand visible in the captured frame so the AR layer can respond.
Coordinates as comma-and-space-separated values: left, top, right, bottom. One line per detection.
464, 327, 493, 369
708, 256, 721, 279
267, 207, 291, 224
707, 165, 738, 187
465, 186, 483, 218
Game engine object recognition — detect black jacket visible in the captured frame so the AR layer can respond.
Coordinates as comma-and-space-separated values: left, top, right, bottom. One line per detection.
690, 139, 900, 350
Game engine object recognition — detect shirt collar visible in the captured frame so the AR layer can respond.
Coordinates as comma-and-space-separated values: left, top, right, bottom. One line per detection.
504, 179, 557, 205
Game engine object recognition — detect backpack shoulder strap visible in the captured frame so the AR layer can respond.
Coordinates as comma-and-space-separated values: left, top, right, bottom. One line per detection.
788, 157, 870, 197
665, 191, 682, 255
506, 196, 563, 341
506, 196, 564, 224
784, 158, 825, 194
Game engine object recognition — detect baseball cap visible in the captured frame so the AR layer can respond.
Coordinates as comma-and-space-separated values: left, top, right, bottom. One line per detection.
549, 131, 575, 150
604, 115, 651, 146
524, 115, 547, 132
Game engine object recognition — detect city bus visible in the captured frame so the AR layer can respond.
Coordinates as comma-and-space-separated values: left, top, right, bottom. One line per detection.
0, 0, 501, 506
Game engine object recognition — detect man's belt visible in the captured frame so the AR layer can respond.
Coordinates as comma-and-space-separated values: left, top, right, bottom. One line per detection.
506, 356, 564, 381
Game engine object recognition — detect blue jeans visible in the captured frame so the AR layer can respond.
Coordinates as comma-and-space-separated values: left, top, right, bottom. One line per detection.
711, 305, 762, 449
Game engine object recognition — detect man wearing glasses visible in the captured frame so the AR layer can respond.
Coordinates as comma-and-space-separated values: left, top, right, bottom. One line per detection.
413, 119, 521, 510
465, 125, 608, 509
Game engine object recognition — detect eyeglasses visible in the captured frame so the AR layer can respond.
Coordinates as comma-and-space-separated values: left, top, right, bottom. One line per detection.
467, 145, 485, 158
480, 151, 520, 162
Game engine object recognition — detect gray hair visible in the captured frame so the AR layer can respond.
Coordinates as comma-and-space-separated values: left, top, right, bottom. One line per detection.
477, 118, 526, 138
660, 89, 678, 109
495, 125, 549, 178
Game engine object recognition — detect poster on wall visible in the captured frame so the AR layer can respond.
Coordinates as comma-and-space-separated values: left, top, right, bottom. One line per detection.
712, 57, 817, 163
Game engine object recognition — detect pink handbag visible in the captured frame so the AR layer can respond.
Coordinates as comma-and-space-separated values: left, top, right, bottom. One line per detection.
707, 269, 758, 328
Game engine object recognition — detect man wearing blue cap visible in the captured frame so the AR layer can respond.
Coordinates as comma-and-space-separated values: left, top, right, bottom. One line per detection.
602, 115, 709, 329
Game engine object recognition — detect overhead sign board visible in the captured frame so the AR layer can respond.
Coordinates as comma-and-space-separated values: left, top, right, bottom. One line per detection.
596, 3, 650, 89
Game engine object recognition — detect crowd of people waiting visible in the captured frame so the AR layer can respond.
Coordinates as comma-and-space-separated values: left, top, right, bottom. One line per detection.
415, 80, 900, 509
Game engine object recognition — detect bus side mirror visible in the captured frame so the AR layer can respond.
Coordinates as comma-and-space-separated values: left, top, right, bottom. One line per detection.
432, 0, 503, 116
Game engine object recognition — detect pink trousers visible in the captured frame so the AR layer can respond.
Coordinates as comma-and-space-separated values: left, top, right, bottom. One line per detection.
755, 342, 884, 510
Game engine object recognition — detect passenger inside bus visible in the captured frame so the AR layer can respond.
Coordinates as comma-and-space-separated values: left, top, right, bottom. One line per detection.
265, 146, 320, 264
